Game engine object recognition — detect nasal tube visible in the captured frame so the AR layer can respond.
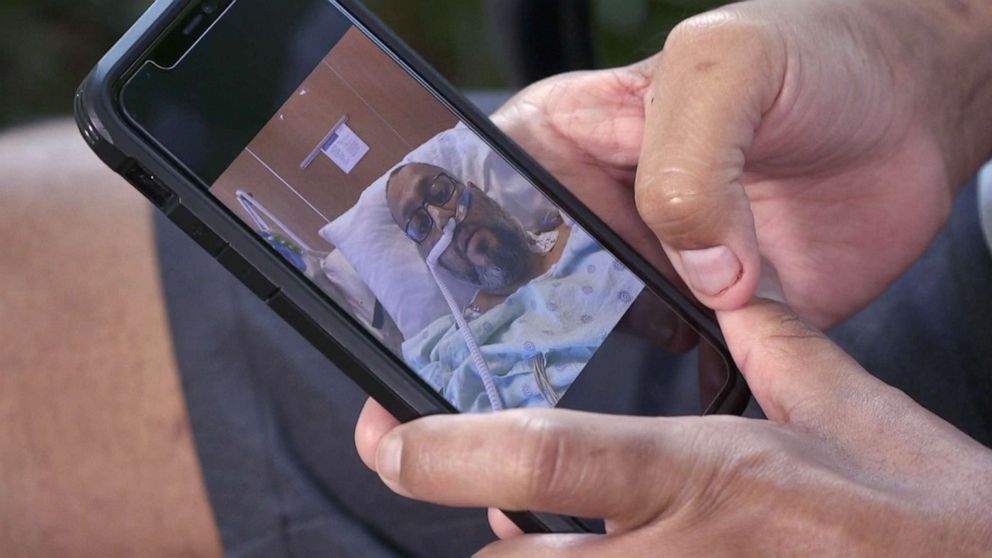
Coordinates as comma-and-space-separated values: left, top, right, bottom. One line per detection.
427, 220, 504, 411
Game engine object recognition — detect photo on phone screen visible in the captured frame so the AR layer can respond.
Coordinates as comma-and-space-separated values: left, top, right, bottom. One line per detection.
120, 0, 735, 416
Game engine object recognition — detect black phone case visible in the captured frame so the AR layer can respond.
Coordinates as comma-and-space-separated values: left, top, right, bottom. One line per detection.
75, 0, 749, 535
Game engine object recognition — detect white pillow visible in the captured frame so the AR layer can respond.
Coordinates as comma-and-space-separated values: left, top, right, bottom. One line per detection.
320, 123, 558, 340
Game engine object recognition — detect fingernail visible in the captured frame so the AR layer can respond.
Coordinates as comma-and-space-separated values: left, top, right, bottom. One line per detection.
377, 432, 403, 485
755, 259, 787, 303
679, 246, 742, 297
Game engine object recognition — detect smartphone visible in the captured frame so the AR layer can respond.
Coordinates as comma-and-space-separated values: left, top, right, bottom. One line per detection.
76, 0, 749, 534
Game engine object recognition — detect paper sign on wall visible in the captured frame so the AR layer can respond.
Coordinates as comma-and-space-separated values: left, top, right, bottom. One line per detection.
321, 122, 369, 174
301, 116, 369, 174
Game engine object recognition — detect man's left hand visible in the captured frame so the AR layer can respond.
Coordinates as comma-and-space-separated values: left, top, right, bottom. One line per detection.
355, 289, 992, 556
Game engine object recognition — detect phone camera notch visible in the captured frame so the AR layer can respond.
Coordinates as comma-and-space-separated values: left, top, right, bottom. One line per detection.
149, 0, 233, 67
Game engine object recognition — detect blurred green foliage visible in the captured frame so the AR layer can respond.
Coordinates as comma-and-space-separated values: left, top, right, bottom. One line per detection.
0, 0, 149, 128
364, 0, 506, 89
0, 0, 724, 129
592, 0, 727, 67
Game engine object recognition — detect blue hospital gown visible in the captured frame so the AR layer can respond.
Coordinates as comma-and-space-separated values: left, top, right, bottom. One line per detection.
401, 225, 645, 412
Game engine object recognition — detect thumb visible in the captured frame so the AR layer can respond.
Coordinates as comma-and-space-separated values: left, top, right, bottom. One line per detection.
634, 16, 785, 309
716, 269, 870, 425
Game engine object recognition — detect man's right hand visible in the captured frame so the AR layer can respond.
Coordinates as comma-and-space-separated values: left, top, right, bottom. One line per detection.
354, 2, 992, 550
358, 293, 992, 556
496, 0, 992, 328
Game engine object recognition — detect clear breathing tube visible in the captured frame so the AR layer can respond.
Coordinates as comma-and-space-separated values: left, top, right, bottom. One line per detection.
427, 219, 504, 411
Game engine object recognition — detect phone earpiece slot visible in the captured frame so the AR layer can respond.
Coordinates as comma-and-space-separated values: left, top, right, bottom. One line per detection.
147, 0, 235, 69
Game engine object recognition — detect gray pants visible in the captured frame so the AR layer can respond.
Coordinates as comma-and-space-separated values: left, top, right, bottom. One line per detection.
156, 178, 992, 557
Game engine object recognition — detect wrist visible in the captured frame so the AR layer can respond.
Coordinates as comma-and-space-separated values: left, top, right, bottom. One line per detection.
863, 0, 992, 189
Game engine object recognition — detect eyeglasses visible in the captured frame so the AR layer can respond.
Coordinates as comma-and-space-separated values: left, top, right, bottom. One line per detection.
404, 172, 459, 244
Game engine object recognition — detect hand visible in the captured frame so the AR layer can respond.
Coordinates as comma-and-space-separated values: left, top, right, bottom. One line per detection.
495, 0, 992, 328
353, 0, 992, 553
356, 286, 992, 556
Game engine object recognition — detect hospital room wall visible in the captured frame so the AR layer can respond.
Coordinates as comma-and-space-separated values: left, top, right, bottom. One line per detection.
213, 27, 458, 252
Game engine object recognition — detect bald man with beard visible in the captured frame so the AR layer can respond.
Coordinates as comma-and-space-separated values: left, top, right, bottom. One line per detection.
383, 161, 671, 411
385, 162, 572, 310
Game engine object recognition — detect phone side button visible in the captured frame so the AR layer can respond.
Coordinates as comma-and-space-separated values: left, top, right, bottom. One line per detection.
121, 162, 175, 208
169, 205, 227, 257
216, 246, 279, 301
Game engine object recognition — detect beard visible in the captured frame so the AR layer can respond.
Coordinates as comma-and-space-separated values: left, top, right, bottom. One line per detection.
446, 217, 531, 291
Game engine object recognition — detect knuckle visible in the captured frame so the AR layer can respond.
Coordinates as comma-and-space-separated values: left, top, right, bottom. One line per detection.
662, 11, 782, 84
757, 313, 829, 363
766, 307, 821, 339
736, 310, 829, 375
665, 11, 774, 56
507, 412, 572, 509
635, 171, 731, 247
665, 14, 724, 51
706, 418, 793, 475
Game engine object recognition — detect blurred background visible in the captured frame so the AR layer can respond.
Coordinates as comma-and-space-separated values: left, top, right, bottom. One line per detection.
0, 0, 725, 129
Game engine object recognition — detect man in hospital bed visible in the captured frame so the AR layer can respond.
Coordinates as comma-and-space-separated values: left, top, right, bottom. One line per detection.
385, 162, 644, 412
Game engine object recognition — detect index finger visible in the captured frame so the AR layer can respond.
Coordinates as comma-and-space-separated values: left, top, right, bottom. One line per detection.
373, 409, 715, 529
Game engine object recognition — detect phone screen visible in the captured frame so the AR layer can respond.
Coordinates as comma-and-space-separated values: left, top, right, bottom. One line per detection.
120, 0, 738, 416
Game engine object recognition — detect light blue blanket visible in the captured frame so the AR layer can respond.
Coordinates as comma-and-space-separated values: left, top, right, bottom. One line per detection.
402, 225, 645, 412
